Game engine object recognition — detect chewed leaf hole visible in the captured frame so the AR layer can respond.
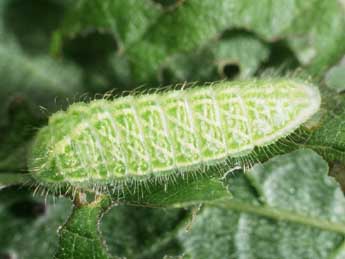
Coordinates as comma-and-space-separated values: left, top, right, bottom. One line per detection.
222, 63, 240, 79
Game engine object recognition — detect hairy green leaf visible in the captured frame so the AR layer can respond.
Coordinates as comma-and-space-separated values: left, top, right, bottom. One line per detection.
56, 0, 345, 82
162, 33, 269, 83
179, 149, 345, 259
53, 0, 162, 50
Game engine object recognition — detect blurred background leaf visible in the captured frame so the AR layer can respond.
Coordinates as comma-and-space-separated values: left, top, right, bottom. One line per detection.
0, 187, 72, 259
325, 57, 345, 93
55, 0, 345, 83
0, 0, 83, 175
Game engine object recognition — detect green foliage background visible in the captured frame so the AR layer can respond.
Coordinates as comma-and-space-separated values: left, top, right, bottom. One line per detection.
0, 0, 345, 258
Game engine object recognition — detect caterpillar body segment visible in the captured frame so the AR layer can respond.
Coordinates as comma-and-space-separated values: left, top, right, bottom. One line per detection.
29, 79, 321, 186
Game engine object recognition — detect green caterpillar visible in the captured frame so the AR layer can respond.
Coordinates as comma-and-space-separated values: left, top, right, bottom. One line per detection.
28, 78, 321, 188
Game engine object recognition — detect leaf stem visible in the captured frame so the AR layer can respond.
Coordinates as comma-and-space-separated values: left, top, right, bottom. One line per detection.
208, 200, 345, 235
54, 194, 112, 259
